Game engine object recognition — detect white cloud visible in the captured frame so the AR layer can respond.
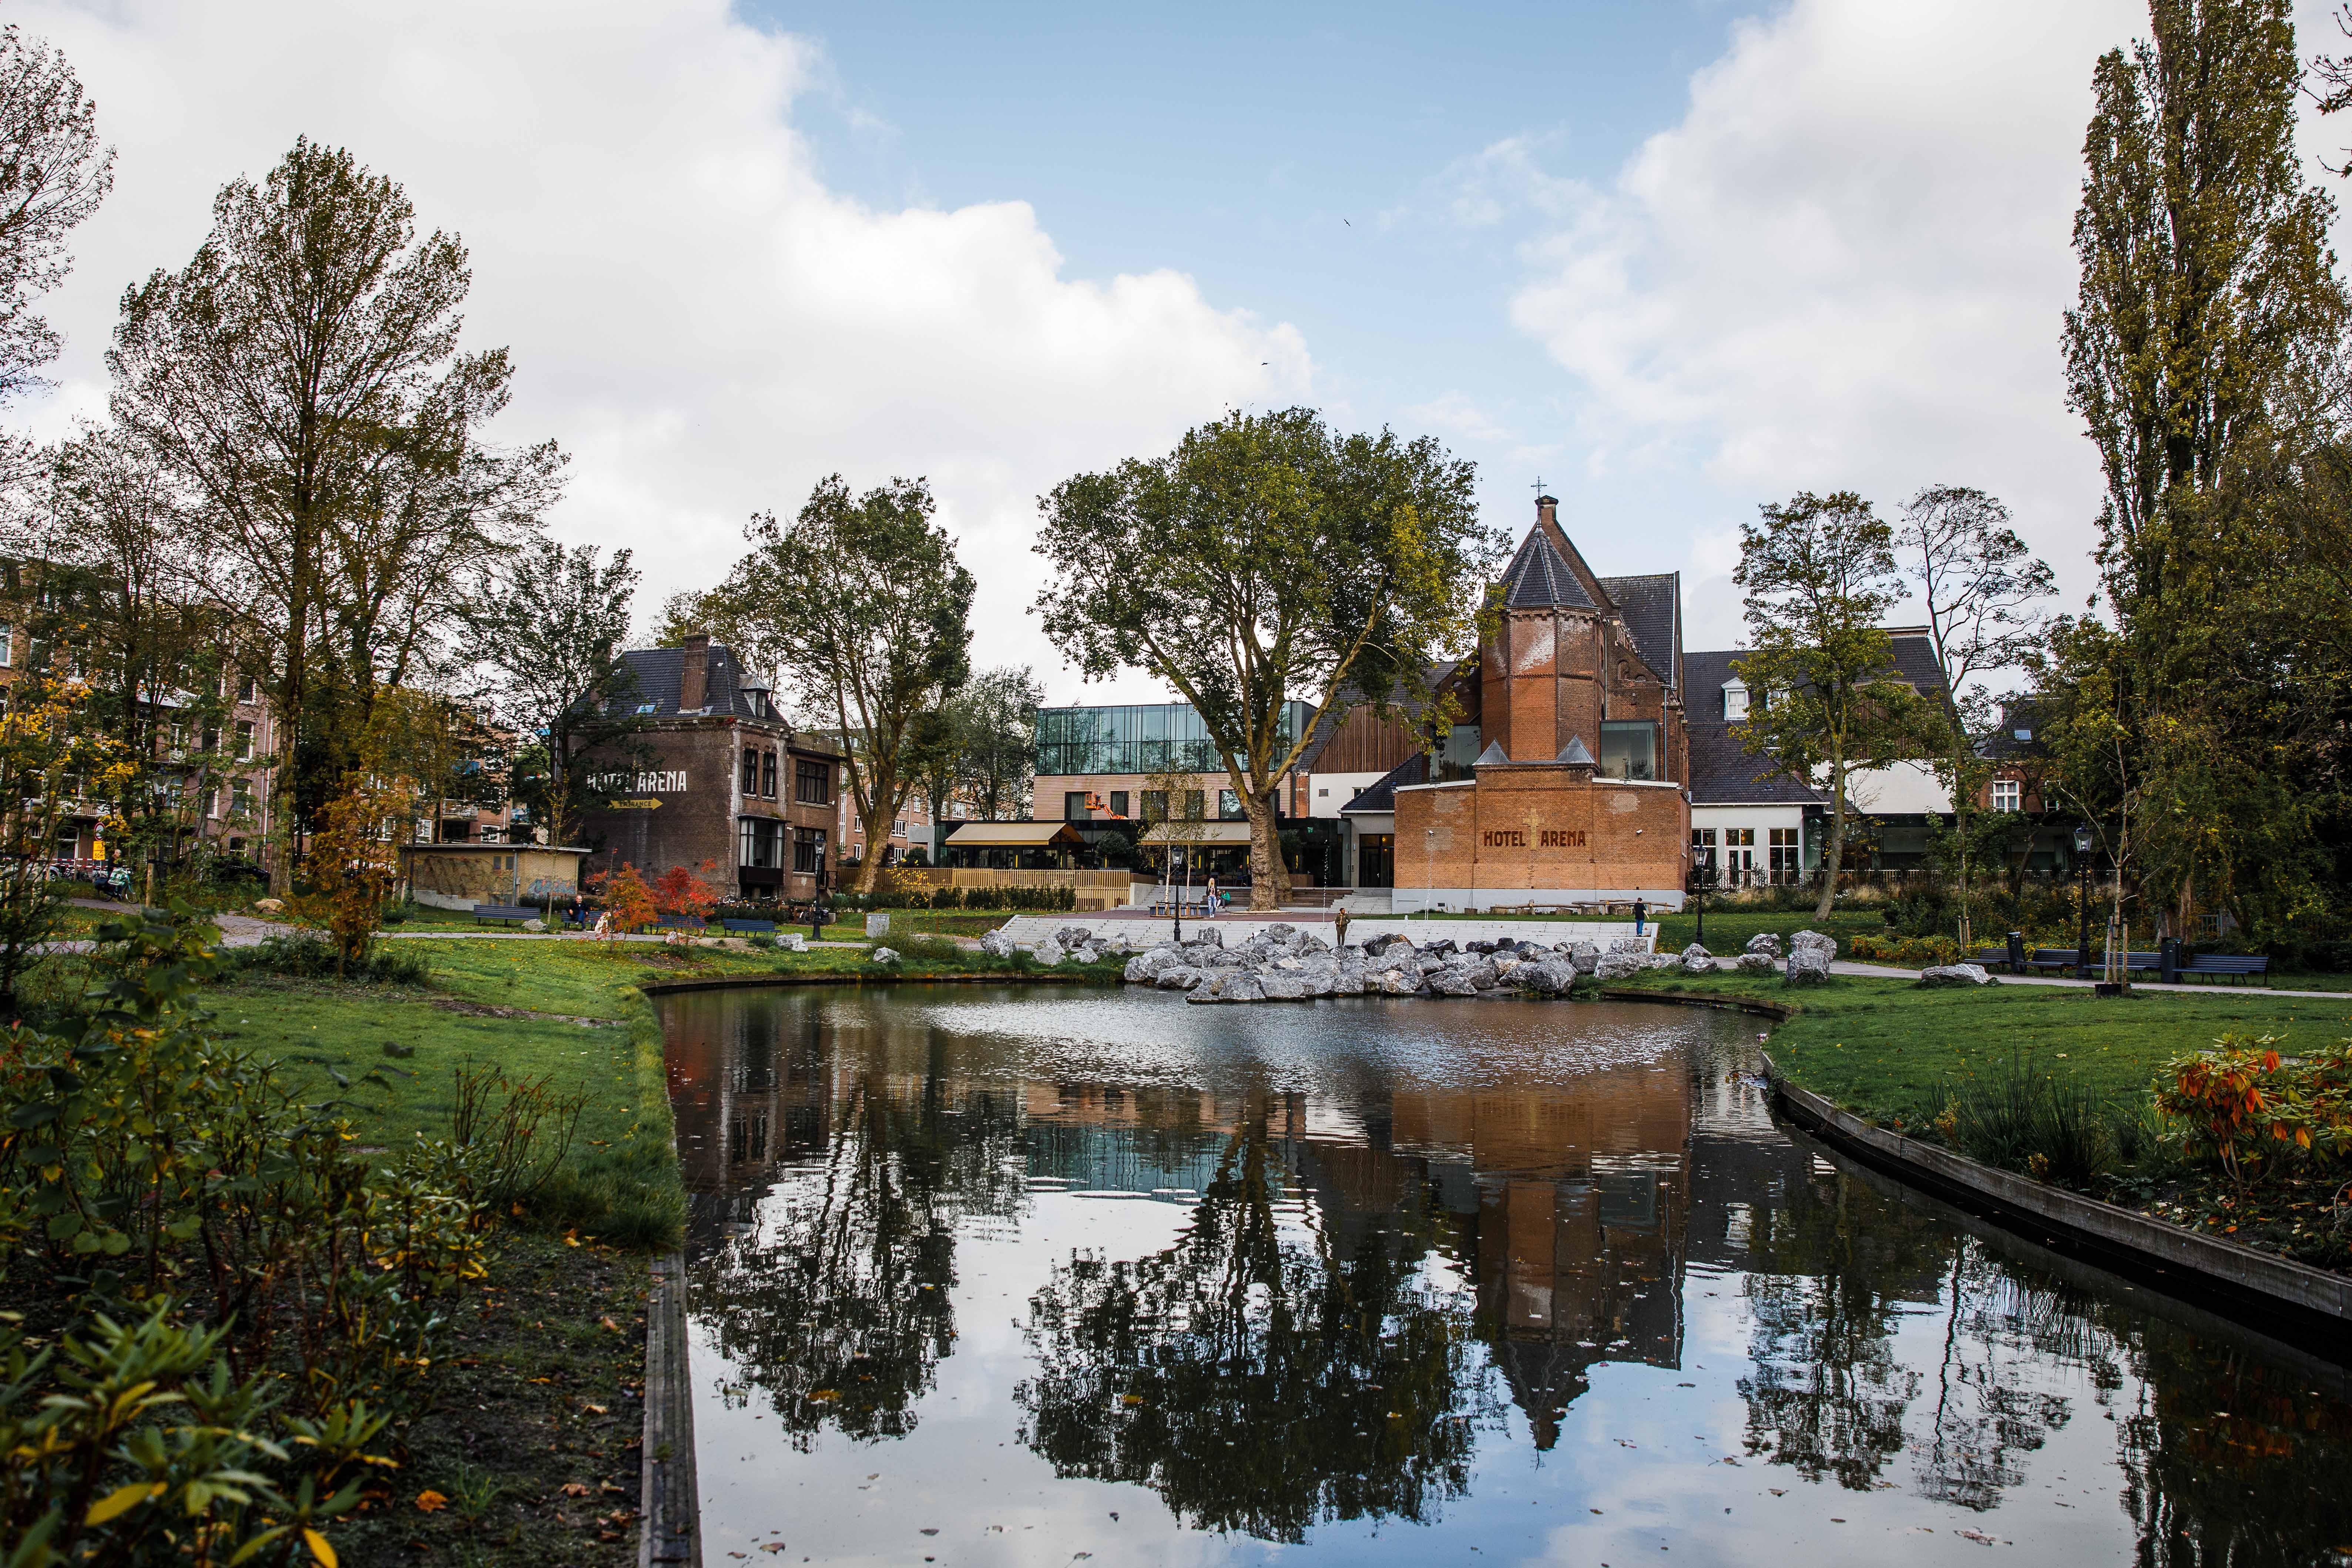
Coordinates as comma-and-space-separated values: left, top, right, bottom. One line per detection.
1504, 0, 2184, 650
9, 0, 1309, 701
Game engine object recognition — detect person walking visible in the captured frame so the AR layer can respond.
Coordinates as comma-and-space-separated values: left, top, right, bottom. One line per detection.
1205, 875, 1219, 915
1633, 896, 1647, 937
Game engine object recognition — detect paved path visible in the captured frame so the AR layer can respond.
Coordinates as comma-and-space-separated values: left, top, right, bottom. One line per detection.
1831, 958, 2345, 999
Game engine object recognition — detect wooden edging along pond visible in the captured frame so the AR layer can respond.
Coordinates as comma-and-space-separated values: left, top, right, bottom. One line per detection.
1601, 984, 2352, 1355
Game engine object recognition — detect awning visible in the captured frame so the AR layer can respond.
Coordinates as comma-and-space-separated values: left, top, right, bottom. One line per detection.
1138, 821, 1255, 846
944, 821, 1086, 847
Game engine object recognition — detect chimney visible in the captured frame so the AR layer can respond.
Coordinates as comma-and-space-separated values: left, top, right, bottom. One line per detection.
680, 633, 710, 713
1536, 493, 1559, 533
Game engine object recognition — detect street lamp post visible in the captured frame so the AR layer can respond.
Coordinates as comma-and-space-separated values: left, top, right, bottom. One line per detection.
2073, 824, 2094, 981
1423, 827, 1436, 921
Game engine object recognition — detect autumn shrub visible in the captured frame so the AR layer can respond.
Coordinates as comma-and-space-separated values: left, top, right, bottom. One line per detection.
2152, 1034, 2352, 1188
595, 863, 657, 933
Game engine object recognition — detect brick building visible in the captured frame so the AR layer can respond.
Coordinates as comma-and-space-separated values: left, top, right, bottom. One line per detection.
575, 634, 842, 903
1386, 495, 1690, 911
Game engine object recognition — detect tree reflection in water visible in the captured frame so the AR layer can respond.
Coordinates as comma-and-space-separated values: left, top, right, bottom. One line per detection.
1016, 1096, 1501, 1543
688, 1052, 1025, 1448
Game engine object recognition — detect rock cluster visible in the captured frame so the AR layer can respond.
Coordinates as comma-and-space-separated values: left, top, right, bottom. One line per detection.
981, 923, 1128, 967
1115, 924, 1617, 1005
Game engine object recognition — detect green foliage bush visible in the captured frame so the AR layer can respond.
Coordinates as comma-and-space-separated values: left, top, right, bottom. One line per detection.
0, 907, 535, 1561
221, 931, 432, 986
1847, 931, 1961, 966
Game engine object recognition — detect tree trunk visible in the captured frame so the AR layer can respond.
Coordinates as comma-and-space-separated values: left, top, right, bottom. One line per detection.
1814, 755, 1846, 922
854, 776, 894, 895
1950, 732, 1973, 950
1239, 787, 1282, 913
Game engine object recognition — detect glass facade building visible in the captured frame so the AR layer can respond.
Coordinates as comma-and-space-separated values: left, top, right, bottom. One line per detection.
1036, 701, 1310, 778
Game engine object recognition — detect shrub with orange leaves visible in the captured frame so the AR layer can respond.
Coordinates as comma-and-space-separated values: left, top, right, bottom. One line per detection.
2154, 1034, 2352, 1187
651, 858, 722, 922
595, 862, 657, 933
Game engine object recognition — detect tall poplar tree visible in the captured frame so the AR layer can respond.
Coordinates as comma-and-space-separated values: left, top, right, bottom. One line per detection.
2062, 0, 2352, 939
109, 139, 556, 891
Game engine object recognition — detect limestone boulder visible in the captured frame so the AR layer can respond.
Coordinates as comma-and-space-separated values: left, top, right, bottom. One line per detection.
1427, 967, 1480, 997
1744, 931, 1784, 960
1608, 937, 1649, 955
1594, 952, 1648, 981
871, 946, 901, 965
979, 928, 1018, 959
1185, 927, 1224, 950
523, 918, 547, 933
1918, 963, 1997, 987
779, 933, 808, 953
1029, 939, 1064, 968
1678, 943, 1717, 974
1259, 971, 1310, 1001
1789, 929, 1838, 960
1565, 943, 1601, 975
1155, 966, 1204, 991
1053, 926, 1097, 949
1734, 951, 1775, 975
1785, 948, 1832, 986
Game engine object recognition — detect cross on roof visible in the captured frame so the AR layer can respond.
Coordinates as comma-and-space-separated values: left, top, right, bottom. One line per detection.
1531, 475, 1547, 496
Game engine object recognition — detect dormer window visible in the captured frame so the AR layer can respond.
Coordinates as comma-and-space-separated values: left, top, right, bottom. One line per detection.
1722, 679, 1749, 721
2013, 728, 2031, 742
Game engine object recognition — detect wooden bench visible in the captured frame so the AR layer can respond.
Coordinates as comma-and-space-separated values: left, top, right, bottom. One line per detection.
721, 918, 777, 934
652, 914, 705, 931
1974, 947, 2012, 973
2178, 953, 2271, 986
2026, 947, 2082, 974
472, 904, 538, 926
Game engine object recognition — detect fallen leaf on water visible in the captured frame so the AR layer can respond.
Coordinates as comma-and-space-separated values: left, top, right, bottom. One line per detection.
1769, 1488, 1786, 1497
921, 1530, 939, 1537
760, 1545, 788, 1554
415, 1491, 448, 1513
584, 1403, 609, 1416
561, 1483, 592, 1498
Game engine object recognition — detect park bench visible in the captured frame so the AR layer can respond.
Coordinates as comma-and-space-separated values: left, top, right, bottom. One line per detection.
2026, 947, 2081, 974
1973, 946, 2012, 973
2177, 952, 2271, 986
471, 904, 538, 926
721, 918, 777, 934
652, 914, 705, 931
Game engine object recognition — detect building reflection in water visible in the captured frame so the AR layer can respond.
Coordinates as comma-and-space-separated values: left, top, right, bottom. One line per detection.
662, 987, 2352, 1561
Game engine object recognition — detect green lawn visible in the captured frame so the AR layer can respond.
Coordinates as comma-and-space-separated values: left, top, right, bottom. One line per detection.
1607, 966, 2349, 1124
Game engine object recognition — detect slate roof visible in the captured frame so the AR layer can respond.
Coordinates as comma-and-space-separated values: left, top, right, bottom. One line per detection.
603, 643, 780, 722
1684, 647, 1822, 807
1338, 752, 1426, 815
1598, 572, 1680, 690
1499, 528, 1595, 610
1883, 628, 1950, 699
1977, 699, 2048, 761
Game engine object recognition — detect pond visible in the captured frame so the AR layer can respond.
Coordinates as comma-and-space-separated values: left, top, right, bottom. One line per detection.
657, 984, 2352, 1567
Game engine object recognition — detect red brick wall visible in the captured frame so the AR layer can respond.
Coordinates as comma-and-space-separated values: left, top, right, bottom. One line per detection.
1393, 767, 1687, 896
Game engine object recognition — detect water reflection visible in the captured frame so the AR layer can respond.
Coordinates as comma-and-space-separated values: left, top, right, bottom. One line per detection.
662, 987, 2352, 1566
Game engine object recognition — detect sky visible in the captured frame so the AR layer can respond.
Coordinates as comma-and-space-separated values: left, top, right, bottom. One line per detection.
9, 0, 2352, 705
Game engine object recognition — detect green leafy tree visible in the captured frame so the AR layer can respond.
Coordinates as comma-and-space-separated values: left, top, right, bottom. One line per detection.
699, 476, 974, 895
1895, 485, 2053, 946
108, 138, 558, 892
470, 539, 649, 850
0, 22, 113, 421
954, 664, 1045, 822
1036, 408, 1499, 911
1734, 491, 1930, 920
2063, 0, 2351, 942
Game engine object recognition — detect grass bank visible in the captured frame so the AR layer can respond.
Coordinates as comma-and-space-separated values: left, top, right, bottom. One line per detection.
1606, 966, 2352, 1272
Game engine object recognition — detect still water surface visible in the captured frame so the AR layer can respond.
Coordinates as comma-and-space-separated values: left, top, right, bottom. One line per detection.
658, 986, 2352, 1567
